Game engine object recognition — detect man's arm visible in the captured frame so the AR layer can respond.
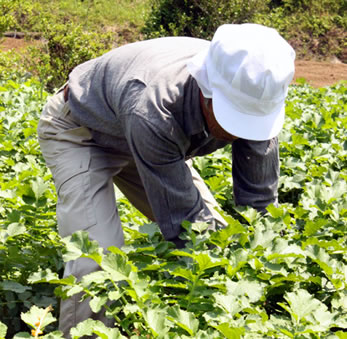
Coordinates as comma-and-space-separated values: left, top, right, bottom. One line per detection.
232, 137, 279, 212
124, 114, 214, 241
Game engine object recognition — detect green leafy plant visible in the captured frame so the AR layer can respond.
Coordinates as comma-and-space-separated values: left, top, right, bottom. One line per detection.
29, 210, 346, 337
0, 77, 346, 337
0, 78, 64, 336
0, 50, 26, 82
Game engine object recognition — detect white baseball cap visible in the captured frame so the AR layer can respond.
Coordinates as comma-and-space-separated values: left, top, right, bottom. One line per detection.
187, 23, 296, 141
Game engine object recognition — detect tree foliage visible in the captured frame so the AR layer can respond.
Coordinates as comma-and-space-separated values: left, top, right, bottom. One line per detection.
143, 0, 347, 61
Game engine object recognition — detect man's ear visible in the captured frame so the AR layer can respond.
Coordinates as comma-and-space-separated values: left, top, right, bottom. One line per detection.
199, 90, 213, 117
204, 97, 212, 110
200, 92, 212, 110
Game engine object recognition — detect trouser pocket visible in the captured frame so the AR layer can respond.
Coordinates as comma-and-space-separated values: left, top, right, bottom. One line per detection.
53, 148, 97, 237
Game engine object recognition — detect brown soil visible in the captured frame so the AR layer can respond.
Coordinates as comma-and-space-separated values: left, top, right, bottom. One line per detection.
293, 60, 347, 87
0, 36, 42, 51
1, 37, 346, 88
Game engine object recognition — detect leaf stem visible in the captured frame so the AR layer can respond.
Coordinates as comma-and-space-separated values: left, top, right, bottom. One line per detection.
34, 305, 53, 338
186, 273, 200, 311
83, 287, 132, 337
109, 280, 144, 335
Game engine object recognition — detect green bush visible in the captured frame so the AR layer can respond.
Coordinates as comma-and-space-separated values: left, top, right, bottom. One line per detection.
0, 0, 16, 34
0, 0, 52, 33
0, 0, 13, 29
142, 0, 270, 39
143, 0, 347, 61
0, 0, 150, 36
269, 0, 346, 15
254, 2, 347, 60
24, 23, 115, 91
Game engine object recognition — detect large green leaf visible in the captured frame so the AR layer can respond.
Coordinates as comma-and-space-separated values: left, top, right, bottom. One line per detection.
20, 305, 56, 329
167, 306, 199, 336
215, 323, 245, 339
143, 307, 170, 337
280, 289, 329, 325
70, 319, 125, 339
0, 322, 7, 339
62, 231, 103, 264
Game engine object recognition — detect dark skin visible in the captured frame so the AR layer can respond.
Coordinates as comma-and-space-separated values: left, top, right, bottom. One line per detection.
199, 91, 239, 142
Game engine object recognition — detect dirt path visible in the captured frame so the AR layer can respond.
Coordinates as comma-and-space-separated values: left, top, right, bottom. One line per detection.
293, 60, 347, 87
1, 37, 346, 87
1, 36, 41, 51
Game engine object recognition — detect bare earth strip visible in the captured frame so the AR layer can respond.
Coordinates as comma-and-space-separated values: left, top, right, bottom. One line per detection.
1, 37, 346, 88
294, 60, 347, 88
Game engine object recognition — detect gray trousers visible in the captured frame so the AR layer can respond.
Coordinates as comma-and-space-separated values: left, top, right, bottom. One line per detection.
37, 90, 226, 337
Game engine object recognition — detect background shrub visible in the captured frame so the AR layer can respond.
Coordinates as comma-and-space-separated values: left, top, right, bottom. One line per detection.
142, 0, 270, 39
143, 0, 347, 62
24, 23, 115, 91
0, 0, 51, 34
255, 0, 347, 60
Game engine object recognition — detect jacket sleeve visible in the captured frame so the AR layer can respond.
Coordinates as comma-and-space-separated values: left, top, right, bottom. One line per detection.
232, 137, 279, 212
124, 114, 214, 241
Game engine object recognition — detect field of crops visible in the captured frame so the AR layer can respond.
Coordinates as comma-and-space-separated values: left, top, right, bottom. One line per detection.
0, 77, 346, 338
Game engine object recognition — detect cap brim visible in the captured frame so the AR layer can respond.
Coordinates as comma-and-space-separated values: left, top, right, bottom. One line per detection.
212, 89, 285, 141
